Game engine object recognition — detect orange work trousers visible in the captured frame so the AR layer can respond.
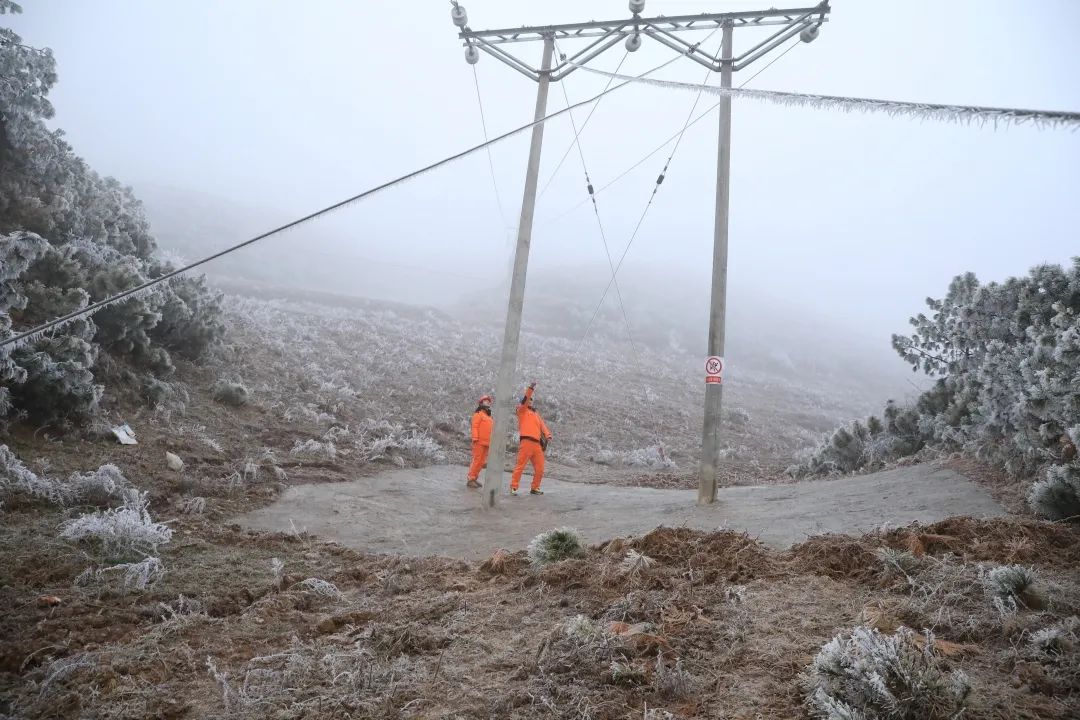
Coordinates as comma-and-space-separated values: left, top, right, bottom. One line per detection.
468, 443, 489, 481
510, 439, 545, 492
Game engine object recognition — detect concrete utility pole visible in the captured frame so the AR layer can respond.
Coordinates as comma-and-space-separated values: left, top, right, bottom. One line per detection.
698, 24, 733, 505
481, 37, 554, 509
450, 1, 831, 508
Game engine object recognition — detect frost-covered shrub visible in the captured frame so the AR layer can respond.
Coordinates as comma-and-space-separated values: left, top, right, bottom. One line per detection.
726, 406, 751, 427
1029, 616, 1079, 657
564, 614, 605, 642
63, 463, 130, 506
653, 654, 694, 699
791, 400, 931, 479
609, 659, 646, 686
60, 489, 173, 556
290, 438, 337, 461
1, 446, 128, 506
589, 445, 676, 470
293, 578, 342, 601
76, 556, 165, 591
270, 557, 286, 590
877, 548, 922, 579
0, 12, 224, 425
179, 496, 206, 515
353, 419, 446, 465
0, 443, 59, 502
1028, 460, 1080, 521
527, 527, 584, 566
802, 626, 970, 720
283, 403, 336, 426
211, 379, 249, 407
981, 564, 1041, 612
1021, 617, 1080, 695
141, 376, 188, 411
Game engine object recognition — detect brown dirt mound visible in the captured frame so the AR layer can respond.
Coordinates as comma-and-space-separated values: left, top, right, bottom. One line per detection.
631, 527, 779, 581
880, 516, 1080, 566
786, 534, 883, 581
477, 548, 528, 577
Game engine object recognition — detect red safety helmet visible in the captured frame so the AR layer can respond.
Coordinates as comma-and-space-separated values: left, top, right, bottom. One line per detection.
478, 395, 492, 405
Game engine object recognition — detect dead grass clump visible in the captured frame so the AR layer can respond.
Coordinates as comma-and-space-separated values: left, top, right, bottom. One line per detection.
368, 622, 451, 656
695, 531, 778, 582
603, 590, 666, 625
653, 652, 695, 699
1016, 616, 1080, 695
538, 615, 617, 678
478, 548, 527, 577
609, 658, 647, 686
875, 554, 1005, 641
789, 534, 881, 581
206, 640, 426, 716
619, 549, 656, 580
537, 557, 593, 589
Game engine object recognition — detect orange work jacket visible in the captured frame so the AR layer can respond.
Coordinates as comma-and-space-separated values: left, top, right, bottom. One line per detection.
516, 386, 551, 442
471, 409, 493, 446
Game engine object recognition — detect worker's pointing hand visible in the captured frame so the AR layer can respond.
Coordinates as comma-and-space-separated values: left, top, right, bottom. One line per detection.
528, 381, 537, 389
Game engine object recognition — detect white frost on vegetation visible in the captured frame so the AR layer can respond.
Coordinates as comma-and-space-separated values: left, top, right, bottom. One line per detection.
60, 489, 173, 555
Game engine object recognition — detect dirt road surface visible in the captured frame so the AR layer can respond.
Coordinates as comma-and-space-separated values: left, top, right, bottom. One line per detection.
236, 463, 1005, 560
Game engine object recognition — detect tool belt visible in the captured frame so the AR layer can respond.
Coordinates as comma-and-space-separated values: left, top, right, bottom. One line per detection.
521, 435, 548, 451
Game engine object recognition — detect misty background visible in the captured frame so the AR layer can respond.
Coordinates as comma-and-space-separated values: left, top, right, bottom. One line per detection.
9, 0, 1080, 405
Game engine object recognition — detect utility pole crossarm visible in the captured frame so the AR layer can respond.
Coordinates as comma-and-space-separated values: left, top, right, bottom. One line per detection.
456, 3, 829, 81
458, 5, 828, 44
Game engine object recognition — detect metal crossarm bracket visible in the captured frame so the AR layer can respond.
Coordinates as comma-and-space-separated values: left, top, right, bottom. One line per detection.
459, 2, 830, 81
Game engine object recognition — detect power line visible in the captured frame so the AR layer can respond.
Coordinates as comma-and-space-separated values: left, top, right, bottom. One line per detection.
571, 64, 1080, 129
471, 63, 509, 230
553, 41, 637, 352
536, 50, 629, 201
735, 35, 800, 87
1, 58, 683, 352
576, 35, 731, 351
538, 42, 794, 229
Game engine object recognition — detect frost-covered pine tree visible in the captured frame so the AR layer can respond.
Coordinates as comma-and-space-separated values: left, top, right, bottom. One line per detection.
1, 2, 225, 424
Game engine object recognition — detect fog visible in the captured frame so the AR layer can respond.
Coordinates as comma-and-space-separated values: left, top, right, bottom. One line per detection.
11, 0, 1080, 397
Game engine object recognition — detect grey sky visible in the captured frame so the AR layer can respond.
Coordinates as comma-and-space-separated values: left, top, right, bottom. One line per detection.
10, 1, 1080, 347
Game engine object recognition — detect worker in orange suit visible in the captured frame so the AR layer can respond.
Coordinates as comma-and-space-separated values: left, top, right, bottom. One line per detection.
510, 381, 552, 496
467, 395, 493, 488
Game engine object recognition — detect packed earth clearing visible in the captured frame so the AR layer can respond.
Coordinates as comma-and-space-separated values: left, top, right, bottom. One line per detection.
237, 463, 1006, 559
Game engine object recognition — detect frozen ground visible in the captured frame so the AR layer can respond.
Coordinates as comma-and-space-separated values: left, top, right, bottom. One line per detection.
237, 462, 1006, 560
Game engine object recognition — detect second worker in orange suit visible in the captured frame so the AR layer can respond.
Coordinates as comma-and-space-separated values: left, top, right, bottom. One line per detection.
510, 381, 552, 496
467, 395, 493, 489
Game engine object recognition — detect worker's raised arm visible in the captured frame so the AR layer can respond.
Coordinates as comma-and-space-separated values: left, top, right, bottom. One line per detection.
521, 381, 536, 405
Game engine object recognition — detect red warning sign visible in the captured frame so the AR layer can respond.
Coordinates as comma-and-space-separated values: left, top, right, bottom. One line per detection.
705, 356, 724, 384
